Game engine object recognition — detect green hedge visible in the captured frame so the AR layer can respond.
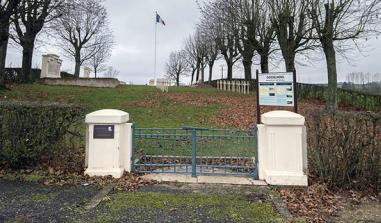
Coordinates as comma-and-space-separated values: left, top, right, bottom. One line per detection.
209, 79, 381, 111
0, 101, 85, 168
3, 68, 74, 83
297, 84, 381, 112
306, 109, 381, 192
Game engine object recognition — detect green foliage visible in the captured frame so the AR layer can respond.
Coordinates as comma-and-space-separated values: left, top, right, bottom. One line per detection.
0, 101, 85, 168
306, 109, 381, 192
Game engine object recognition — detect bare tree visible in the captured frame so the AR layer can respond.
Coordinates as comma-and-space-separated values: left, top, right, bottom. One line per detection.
198, 18, 220, 83
269, 0, 315, 72
0, 0, 19, 86
165, 51, 188, 86
223, 0, 258, 80
200, 0, 241, 80
184, 33, 207, 84
254, 0, 276, 73
194, 30, 208, 82
53, 0, 108, 77
182, 43, 198, 84
12, 0, 61, 83
183, 35, 198, 84
103, 66, 119, 78
87, 33, 114, 78
308, 0, 381, 111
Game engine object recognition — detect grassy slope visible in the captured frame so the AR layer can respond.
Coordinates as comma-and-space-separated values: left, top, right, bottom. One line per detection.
0, 84, 225, 128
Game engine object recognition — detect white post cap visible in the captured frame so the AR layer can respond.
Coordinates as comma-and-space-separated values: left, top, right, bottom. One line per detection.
85, 109, 129, 124
261, 110, 305, 126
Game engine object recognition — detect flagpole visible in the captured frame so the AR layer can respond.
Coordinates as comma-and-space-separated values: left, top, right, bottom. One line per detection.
154, 11, 158, 86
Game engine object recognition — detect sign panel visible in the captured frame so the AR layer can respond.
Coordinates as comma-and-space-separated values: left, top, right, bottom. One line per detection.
258, 72, 294, 107
94, 125, 115, 139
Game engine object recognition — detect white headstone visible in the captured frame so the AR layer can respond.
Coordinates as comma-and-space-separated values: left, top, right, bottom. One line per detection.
40, 54, 62, 78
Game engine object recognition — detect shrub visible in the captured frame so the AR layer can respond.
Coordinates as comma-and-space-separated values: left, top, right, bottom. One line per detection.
306, 109, 381, 192
3, 68, 75, 83
0, 101, 85, 168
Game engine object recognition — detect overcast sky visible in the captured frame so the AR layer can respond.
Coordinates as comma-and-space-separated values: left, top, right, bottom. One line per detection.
5, 0, 381, 84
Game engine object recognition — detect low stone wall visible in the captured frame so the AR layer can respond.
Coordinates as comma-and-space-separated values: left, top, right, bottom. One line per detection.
39, 78, 120, 88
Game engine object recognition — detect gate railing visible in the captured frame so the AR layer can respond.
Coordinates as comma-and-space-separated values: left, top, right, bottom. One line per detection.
132, 125, 258, 178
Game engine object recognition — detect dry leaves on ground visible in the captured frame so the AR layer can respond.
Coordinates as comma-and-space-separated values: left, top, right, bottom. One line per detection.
277, 183, 340, 223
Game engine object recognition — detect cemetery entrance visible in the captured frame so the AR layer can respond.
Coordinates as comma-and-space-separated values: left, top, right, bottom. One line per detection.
131, 126, 258, 179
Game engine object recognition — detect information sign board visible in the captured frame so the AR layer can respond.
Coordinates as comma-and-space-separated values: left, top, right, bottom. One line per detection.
258, 72, 294, 107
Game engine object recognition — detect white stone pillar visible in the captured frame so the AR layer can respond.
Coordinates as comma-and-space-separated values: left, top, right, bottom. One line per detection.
85, 109, 133, 178
40, 54, 62, 78
83, 66, 91, 78
257, 110, 308, 186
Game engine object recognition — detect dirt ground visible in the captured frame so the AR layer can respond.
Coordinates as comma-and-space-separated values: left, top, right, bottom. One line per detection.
328, 197, 381, 223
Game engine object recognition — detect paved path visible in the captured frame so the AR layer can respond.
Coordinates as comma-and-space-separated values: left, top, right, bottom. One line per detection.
0, 180, 285, 223
0, 180, 101, 222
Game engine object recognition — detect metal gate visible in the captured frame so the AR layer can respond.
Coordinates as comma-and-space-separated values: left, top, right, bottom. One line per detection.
131, 126, 258, 178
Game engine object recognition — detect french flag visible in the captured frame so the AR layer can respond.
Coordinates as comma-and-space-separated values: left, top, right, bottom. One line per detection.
156, 13, 166, 26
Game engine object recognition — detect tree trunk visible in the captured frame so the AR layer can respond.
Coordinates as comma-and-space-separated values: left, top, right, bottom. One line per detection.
195, 60, 201, 83
284, 52, 295, 72
323, 42, 338, 112
208, 62, 214, 84
260, 54, 269, 74
242, 58, 252, 81
227, 62, 233, 80
20, 41, 35, 83
176, 73, 180, 86
200, 63, 205, 82
0, 40, 7, 86
191, 68, 196, 85
222, 52, 233, 80
74, 49, 82, 78
94, 68, 97, 78
0, 25, 9, 86
74, 59, 81, 78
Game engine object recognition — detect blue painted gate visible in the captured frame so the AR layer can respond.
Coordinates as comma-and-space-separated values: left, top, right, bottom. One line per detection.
131, 126, 258, 178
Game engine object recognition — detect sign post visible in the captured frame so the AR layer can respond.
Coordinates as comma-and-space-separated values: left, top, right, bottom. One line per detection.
256, 70, 298, 124
256, 70, 261, 124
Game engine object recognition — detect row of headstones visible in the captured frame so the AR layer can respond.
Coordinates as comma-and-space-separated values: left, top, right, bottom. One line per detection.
40, 54, 91, 79
217, 80, 250, 94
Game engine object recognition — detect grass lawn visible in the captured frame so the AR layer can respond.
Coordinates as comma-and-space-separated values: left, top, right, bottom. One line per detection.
76, 191, 283, 223
0, 84, 232, 128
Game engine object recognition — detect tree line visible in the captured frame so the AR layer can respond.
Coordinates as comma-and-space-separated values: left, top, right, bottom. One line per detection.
0, 0, 114, 85
166, 0, 381, 111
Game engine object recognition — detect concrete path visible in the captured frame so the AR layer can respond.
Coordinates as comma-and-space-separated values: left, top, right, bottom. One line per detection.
141, 173, 267, 185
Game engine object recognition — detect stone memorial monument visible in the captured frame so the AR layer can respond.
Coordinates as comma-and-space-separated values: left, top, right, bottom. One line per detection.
40, 54, 62, 78
83, 66, 91, 78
